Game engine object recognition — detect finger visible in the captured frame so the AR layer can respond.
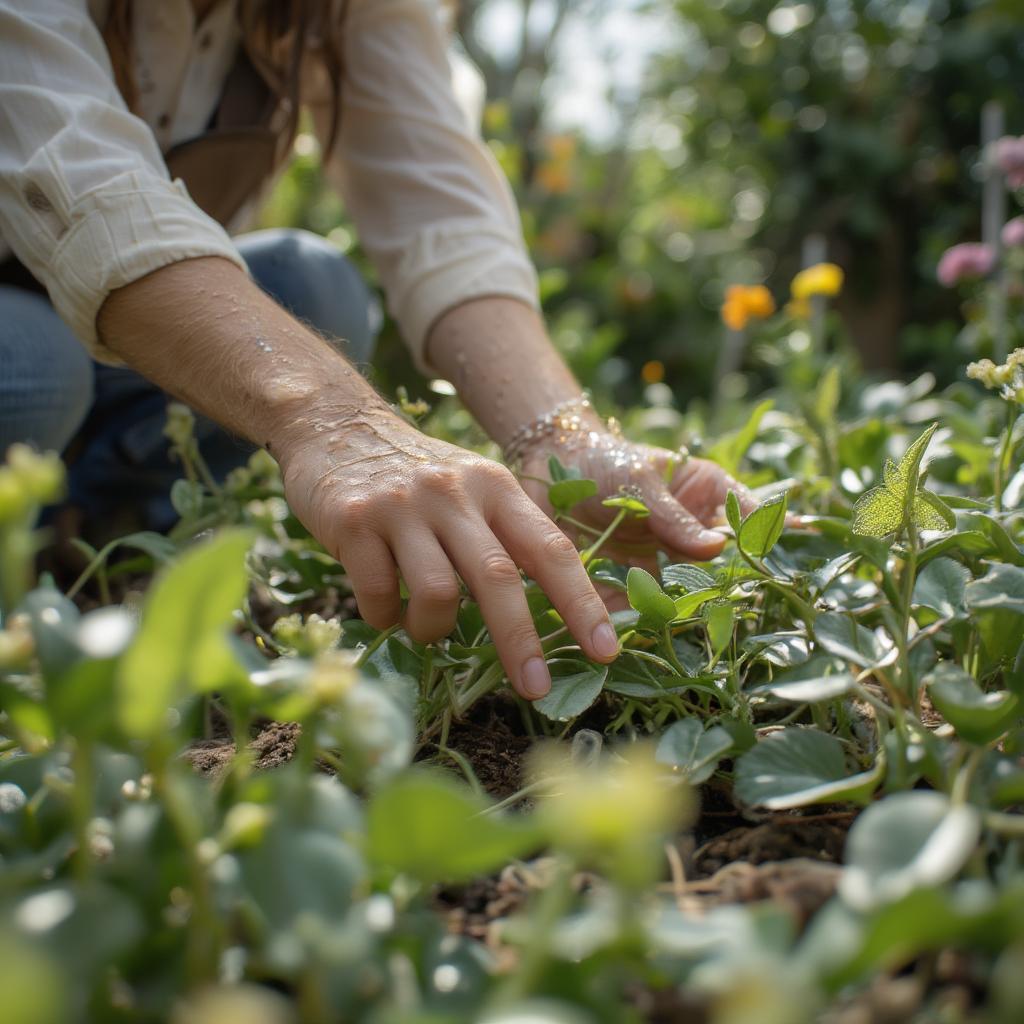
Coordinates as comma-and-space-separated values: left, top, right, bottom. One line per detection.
647, 486, 726, 561
489, 496, 619, 664
335, 532, 402, 630
437, 516, 551, 701
390, 530, 461, 644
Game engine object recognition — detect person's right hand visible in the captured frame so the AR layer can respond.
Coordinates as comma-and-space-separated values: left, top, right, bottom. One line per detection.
274, 407, 620, 700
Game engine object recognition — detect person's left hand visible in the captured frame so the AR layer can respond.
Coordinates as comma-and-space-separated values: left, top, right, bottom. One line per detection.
519, 430, 758, 572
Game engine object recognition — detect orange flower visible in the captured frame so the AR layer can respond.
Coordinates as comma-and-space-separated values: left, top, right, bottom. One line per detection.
641, 360, 665, 384
720, 284, 776, 330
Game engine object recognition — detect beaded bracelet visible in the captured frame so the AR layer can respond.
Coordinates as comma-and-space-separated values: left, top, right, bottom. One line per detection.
502, 392, 595, 466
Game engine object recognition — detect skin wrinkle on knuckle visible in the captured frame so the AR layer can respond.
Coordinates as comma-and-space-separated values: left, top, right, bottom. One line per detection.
412, 575, 461, 607
478, 550, 522, 588
501, 620, 542, 654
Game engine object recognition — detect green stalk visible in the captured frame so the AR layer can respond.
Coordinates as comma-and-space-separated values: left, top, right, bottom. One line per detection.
355, 623, 399, 668
581, 509, 627, 566
897, 521, 920, 705
994, 405, 1019, 514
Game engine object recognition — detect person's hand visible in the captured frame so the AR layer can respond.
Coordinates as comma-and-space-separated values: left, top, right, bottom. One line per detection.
519, 430, 758, 571
274, 408, 619, 700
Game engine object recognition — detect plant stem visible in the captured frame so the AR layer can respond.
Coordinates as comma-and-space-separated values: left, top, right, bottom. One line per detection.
581, 509, 627, 566
355, 624, 399, 668
994, 405, 1019, 513
897, 523, 920, 704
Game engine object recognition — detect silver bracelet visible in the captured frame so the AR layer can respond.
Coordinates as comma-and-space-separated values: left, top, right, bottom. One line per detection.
502, 393, 594, 466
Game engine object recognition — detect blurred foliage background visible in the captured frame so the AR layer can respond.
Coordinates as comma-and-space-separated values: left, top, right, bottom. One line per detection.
258, 0, 1024, 420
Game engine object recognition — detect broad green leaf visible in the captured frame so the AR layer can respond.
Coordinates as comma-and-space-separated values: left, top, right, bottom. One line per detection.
673, 588, 718, 619
917, 530, 994, 569
851, 424, 943, 538
814, 363, 842, 426
548, 477, 598, 512
367, 771, 538, 884
655, 719, 732, 783
117, 529, 254, 738
705, 602, 735, 664
534, 666, 609, 721
737, 490, 789, 558
626, 567, 676, 628
966, 512, 1024, 567
839, 791, 981, 911
912, 557, 970, 620
734, 728, 880, 809
661, 564, 717, 593
965, 563, 1024, 615
753, 655, 855, 703
917, 490, 956, 530
744, 631, 810, 667
925, 663, 1019, 745
707, 398, 773, 475
814, 611, 883, 668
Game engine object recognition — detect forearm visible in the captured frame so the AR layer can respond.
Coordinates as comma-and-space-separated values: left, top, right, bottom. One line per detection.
96, 256, 392, 458
425, 297, 603, 450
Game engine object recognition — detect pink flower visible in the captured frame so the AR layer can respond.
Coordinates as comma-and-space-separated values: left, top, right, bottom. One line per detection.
1002, 216, 1024, 249
936, 243, 995, 287
993, 136, 1024, 189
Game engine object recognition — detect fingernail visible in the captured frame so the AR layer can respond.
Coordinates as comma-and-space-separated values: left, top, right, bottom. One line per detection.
592, 622, 619, 660
699, 529, 725, 545
520, 657, 551, 699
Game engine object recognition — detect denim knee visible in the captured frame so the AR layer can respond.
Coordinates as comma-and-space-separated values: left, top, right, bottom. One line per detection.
235, 228, 381, 366
0, 286, 94, 456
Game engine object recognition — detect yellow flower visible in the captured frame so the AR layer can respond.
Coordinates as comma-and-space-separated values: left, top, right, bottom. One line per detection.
791, 262, 844, 300
720, 284, 776, 331
641, 360, 665, 384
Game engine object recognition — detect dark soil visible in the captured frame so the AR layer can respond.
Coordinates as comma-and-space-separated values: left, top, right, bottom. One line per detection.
689, 815, 852, 878
442, 695, 532, 799
184, 721, 301, 776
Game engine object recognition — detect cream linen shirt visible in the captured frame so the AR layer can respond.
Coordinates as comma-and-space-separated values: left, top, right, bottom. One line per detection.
0, 0, 539, 372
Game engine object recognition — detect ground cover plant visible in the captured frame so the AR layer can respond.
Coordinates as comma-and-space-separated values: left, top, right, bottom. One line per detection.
3, 284, 1024, 1021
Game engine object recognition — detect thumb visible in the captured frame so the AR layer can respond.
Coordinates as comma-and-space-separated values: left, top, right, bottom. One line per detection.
648, 486, 726, 560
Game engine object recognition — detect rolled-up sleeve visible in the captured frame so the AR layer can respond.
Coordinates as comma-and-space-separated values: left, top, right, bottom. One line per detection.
0, 0, 246, 362
324, 0, 540, 374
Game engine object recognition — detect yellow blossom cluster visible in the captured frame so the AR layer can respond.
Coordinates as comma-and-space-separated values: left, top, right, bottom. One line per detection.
967, 348, 1024, 404
720, 284, 776, 330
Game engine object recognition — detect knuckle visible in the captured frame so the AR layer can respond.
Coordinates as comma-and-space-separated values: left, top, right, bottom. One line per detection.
501, 620, 540, 652
475, 460, 516, 490
419, 465, 462, 493
414, 575, 461, 607
478, 550, 522, 587
540, 529, 579, 563
356, 577, 398, 605
336, 494, 374, 532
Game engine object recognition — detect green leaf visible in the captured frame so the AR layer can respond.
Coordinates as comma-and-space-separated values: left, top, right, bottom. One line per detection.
965, 563, 1024, 615
534, 666, 609, 721
547, 454, 578, 482
655, 719, 732, 783
661, 564, 717, 593
705, 603, 735, 664
707, 398, 773, 475
734, 728, 880, 809
925, 663, 1019, 745
917, 489, 956, 531
912, 557, 970, 620
626, 567, 676, 628
601, 494, 650, 516
673, 588, 718, 619
367, 771, 538, 884
548, 476, 598, 512
725, 490, 743, 536
117, 529, 254, 738
815, 611, 883, 668
753, 655, 855, 703
839, 791, 981, 911
851, 424, 941, 538
737, 490, 789, 558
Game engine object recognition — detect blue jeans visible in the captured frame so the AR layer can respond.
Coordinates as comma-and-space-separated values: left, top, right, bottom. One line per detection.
0, 229, 379, 529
